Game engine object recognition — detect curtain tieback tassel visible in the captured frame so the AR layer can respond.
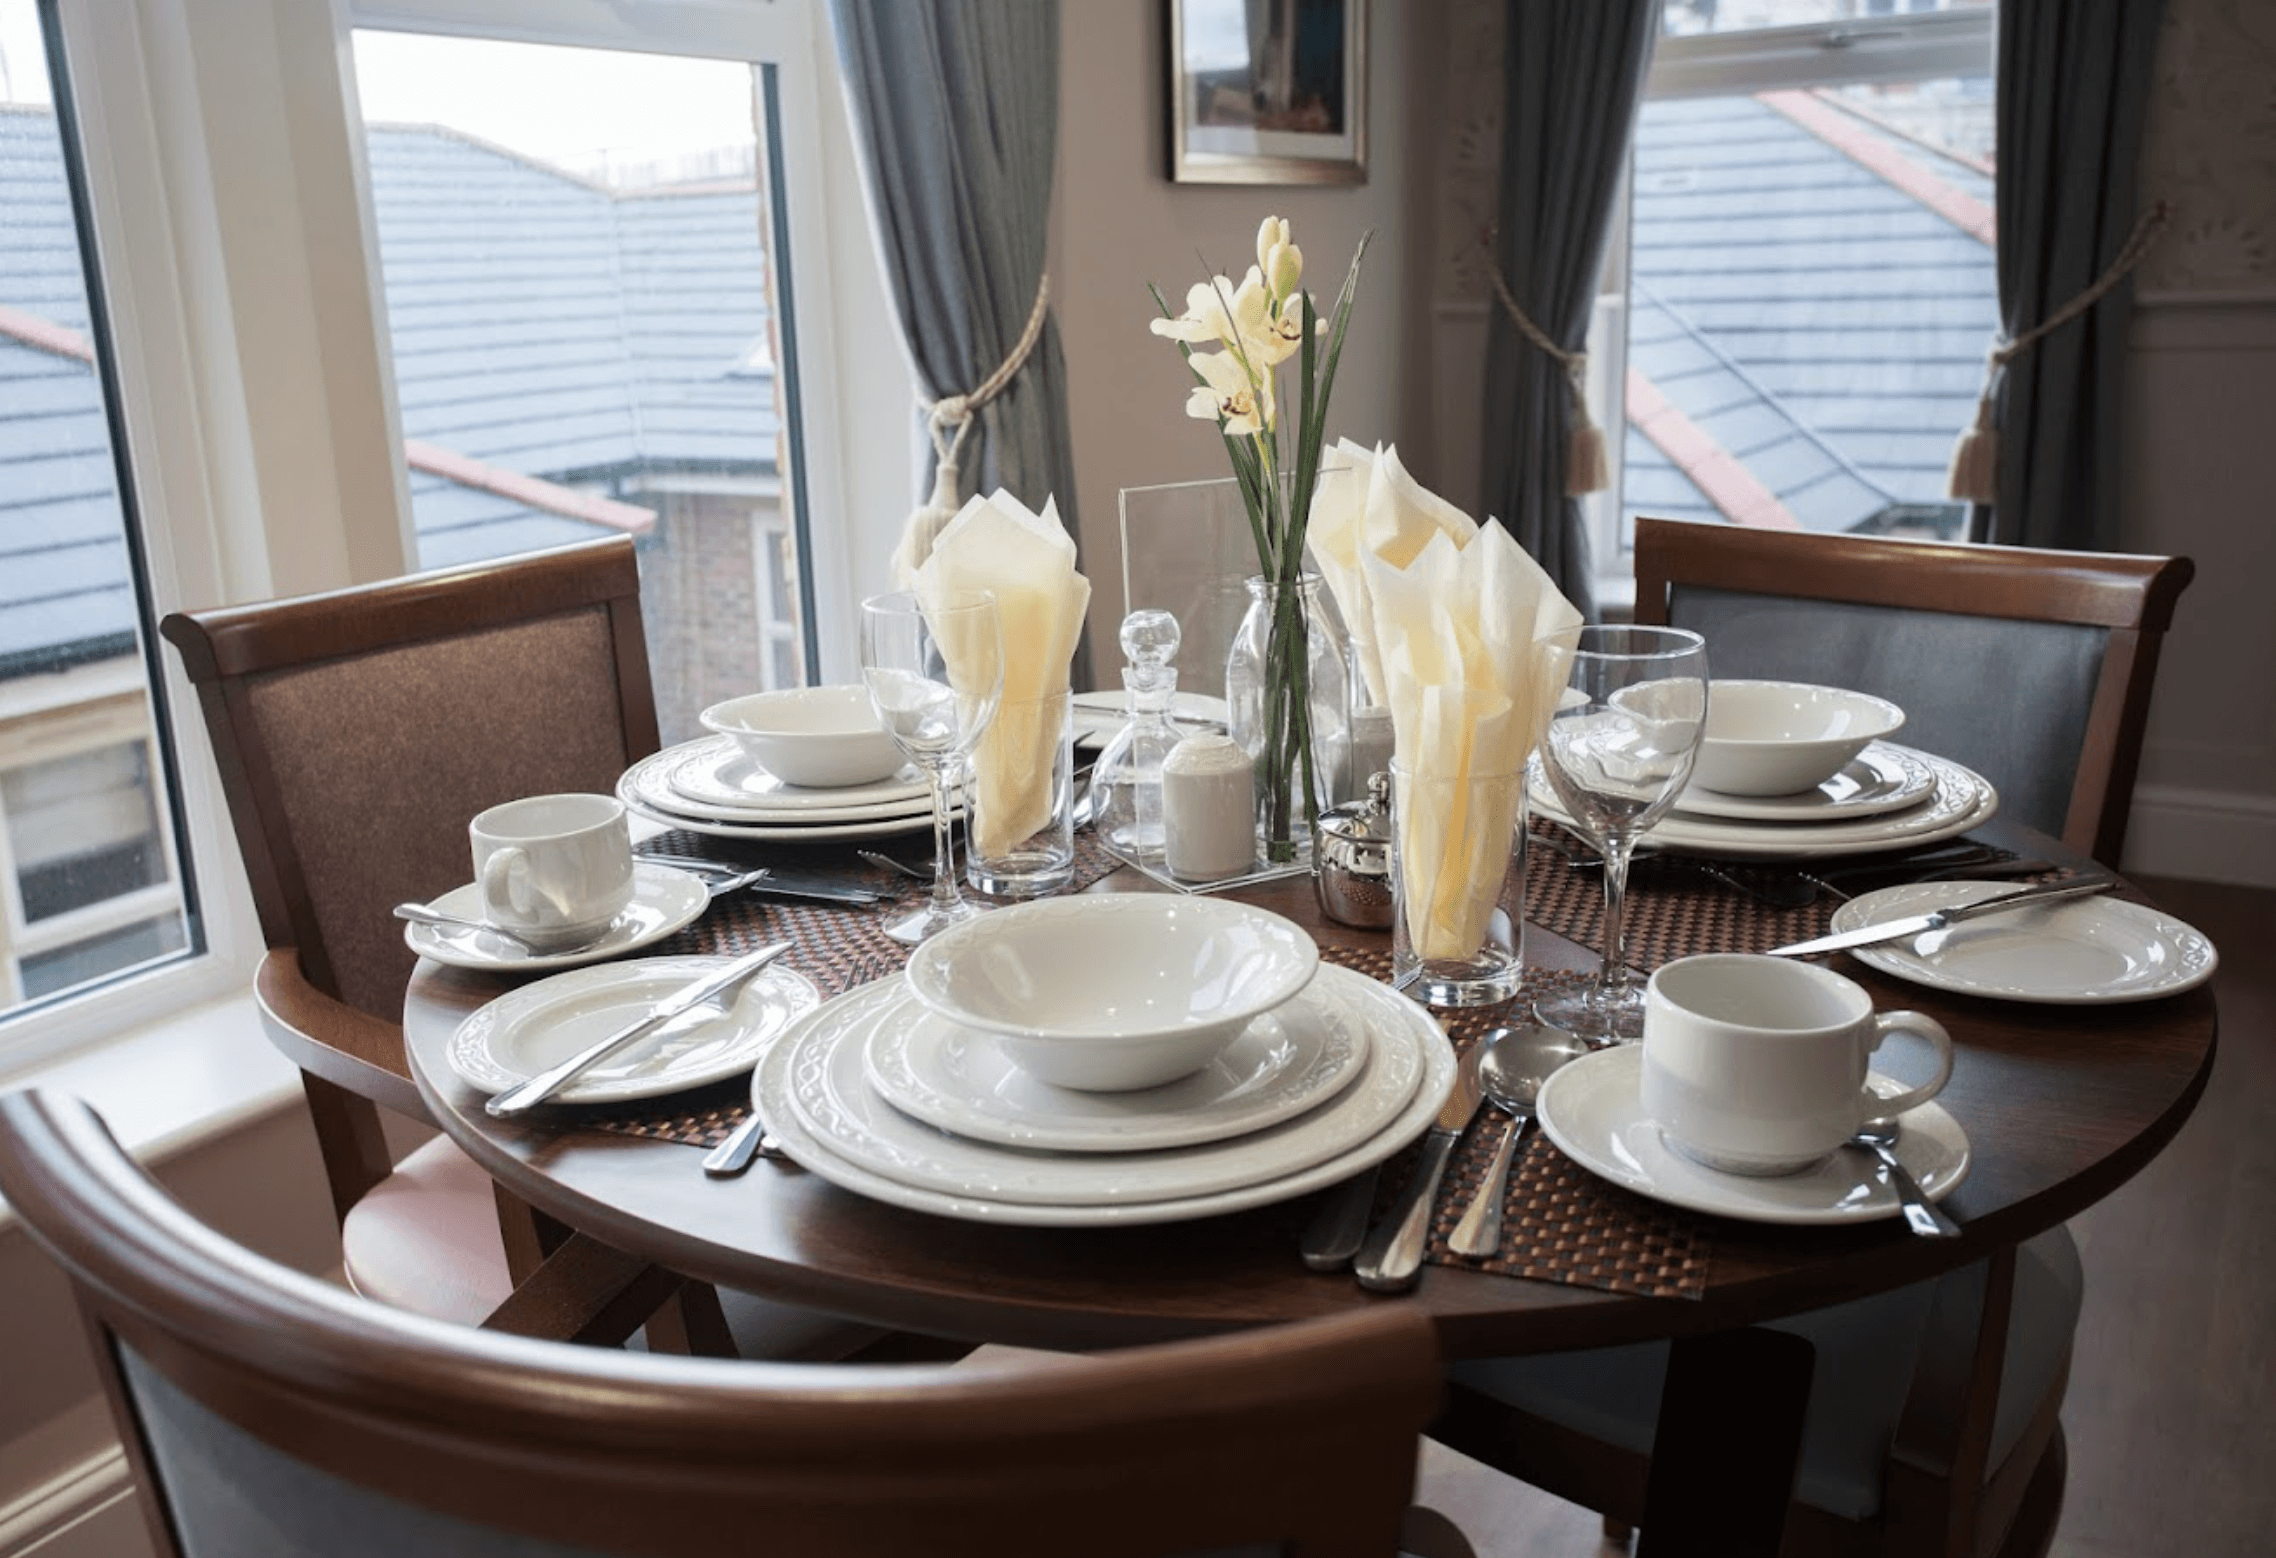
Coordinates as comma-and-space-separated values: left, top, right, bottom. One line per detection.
892, 278, 1053, 587
1481, 231, 1606, 496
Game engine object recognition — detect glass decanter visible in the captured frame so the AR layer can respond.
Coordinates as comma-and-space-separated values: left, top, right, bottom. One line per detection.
1091, 609, 1188, 864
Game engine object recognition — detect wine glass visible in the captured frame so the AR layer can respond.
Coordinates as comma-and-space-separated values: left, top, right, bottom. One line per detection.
860, 590, 1005, 946
1532, 625, 1709, 1043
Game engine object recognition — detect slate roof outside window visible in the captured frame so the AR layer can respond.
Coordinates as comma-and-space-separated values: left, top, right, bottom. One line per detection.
1618, 87, 1996, 544
0, 110, 777, 675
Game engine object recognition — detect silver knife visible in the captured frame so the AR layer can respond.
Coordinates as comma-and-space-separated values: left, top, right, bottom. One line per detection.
1353, 1040, 1485, 1293
1766, 877, 2114, 959
486, 941, 792, 1117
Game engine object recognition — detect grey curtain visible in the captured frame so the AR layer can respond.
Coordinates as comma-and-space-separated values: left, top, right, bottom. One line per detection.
826, 1, 1079, 544
1983, 0, 2166, 551
1480, 1, 1661, 621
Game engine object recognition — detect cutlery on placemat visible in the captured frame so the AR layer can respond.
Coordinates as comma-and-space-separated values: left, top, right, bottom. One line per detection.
1352, 1039, 1486, 1293
486, 941, 792, 1117
702, 1113, 771, 1178
1447, 1025, 1590, 1259
1766, 877, 2115, 959
640, 854, 884, 906
1298, 1165, 1380, 1271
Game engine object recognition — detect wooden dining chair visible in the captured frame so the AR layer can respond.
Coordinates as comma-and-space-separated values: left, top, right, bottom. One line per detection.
1629, 516, 2195, 865
0, 1087, 1470, 1558
157, 538, 863, 1357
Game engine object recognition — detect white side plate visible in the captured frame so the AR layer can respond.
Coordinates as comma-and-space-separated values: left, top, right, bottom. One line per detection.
1832, 881, 2217, 1004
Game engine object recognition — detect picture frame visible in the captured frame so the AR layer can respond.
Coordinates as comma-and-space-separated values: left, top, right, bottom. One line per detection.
1165, 0, 1368, 186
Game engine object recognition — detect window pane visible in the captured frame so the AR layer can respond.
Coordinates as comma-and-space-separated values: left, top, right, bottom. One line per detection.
0, 1, 197, 1017
1666, 0, 1991, 36
351, 31, 809, 744
1619, 77, 1996, 553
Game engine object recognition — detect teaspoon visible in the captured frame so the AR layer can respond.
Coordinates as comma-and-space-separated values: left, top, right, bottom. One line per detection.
392, 902, 555, 955
1448, 1024, 1595, 1258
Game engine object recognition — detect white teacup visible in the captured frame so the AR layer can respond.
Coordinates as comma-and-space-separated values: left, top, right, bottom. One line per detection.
469, 793, 634, 951
1640, 953, 1953, 1177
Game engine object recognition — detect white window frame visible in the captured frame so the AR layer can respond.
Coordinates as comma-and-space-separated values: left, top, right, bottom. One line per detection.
1587, 5, 1997, 601
4, 0, 900, 1075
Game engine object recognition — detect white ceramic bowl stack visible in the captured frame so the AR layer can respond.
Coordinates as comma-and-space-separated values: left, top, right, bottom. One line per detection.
743, 895, 1462, 1226
1531, 679, 2005, 862
617, 686, 953, 841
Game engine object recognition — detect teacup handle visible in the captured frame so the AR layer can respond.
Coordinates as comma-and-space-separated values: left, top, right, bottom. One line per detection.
1861, 1011, 1954, 1122
480, 847, 567, 925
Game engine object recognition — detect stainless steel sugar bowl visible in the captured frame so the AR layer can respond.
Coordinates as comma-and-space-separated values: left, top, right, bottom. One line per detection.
1313, 770, 1395, 929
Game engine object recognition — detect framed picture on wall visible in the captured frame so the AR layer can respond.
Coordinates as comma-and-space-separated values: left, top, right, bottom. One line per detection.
1166, 0, 1368, 186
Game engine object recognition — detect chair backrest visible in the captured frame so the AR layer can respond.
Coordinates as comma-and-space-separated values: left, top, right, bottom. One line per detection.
0, 1089, 1445, 1558
1630, 518, 2193, 864
160, 537, 660, 1021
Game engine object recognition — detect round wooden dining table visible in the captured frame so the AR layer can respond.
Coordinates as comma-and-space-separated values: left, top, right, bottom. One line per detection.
399, 821, 2217, 1361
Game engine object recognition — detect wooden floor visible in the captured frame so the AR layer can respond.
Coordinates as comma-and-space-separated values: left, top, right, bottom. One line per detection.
1413, 873, 2276, 1558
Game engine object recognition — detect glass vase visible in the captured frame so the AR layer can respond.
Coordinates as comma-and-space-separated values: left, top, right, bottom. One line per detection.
1225, 573, 1352, 863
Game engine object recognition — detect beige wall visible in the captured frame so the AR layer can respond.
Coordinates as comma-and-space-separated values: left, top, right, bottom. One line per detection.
1053, 2, 1433, 671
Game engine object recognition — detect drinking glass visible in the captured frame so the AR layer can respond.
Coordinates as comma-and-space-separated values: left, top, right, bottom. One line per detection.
860, 590, 1005, 945
1532, 625, 1709, 1042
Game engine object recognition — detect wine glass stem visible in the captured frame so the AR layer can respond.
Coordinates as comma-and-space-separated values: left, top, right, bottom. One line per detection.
1597, 833, 1637, 1004
928, 756, 963, 912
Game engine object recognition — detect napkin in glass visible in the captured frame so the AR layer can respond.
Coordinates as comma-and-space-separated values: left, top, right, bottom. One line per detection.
1340, 468, 1579, 960
914, 490, 1091, 857
1308, 440, 1479, 709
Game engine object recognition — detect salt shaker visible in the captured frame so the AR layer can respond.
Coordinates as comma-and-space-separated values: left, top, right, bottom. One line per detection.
1162, 733, 1255, 881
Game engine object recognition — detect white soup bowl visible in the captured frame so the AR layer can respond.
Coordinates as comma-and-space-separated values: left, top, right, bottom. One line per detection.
903, 897, 1321, 1092
1691, 680, 1905, 796
699, 686, 903, 788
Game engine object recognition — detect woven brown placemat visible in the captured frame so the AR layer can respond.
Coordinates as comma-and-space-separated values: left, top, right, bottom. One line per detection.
1312, 945, 1711, 1300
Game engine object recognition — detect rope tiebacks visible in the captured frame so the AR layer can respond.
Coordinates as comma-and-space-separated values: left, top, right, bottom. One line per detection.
891, 275, 1054, 587
1947, 201, 2172, 504
1481, 228, 1607, 496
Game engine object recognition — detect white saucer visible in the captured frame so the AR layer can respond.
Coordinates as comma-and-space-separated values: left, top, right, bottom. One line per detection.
1674, 742, 1935, 823
863, 979, 1370, 1152
662, 736, 932, 816
752, 963, 1455, 1225
447, 954, 822, 1104
404, 863, 709, 971
1535, 1045, 1970, 1225
1832, 881, 2218, 1004
1534, 750, 1996, 861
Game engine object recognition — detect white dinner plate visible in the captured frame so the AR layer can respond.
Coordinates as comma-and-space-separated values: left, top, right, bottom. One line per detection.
780, 972, 1417, 1205
1831, 881, 2218, 1004
661, 736, 933, 817
447, 954, 823, 1104
1672, 742, 1936, 824
863, 980, 1371, 1153
1533, 751, 1996, 861
1535, 1045, 1970, 1226
752, 964, 1457, 1226
404, 862, 709, 972
619, 774, 952, 841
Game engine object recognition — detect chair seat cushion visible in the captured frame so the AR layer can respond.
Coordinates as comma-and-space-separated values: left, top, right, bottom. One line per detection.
339, 1134, 515, 1324
1447, 1227, 2083, 1521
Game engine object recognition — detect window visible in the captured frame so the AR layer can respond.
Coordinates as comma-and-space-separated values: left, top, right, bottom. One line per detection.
347, 25, 820, 742
1589, 0, 1997, 588
0, 1, 200, 1024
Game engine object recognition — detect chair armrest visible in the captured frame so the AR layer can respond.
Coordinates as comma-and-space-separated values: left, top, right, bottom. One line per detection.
254, 949, 431, 1123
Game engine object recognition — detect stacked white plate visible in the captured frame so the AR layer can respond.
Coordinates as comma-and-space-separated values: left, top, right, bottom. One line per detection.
751, 964, 1458, 1226
1531, 741, 1999, 861
618, 735, 953, 842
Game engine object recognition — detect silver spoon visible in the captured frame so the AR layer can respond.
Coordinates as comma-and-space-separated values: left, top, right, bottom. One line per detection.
392, 902, 555, 955
1448, 1024, 1595, 1258
1850, 1120, 1960, 1237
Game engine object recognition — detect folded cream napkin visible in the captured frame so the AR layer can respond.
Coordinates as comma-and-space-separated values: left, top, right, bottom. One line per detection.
1322, 454, 1579, 960
1309, 440, 1477, 709
914, 490, 1091, 857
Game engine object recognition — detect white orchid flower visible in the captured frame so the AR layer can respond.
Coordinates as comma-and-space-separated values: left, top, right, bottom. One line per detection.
1185, 348, 1274, 436
1256, 215, 1291, 276
1265, 239, 1303, 303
